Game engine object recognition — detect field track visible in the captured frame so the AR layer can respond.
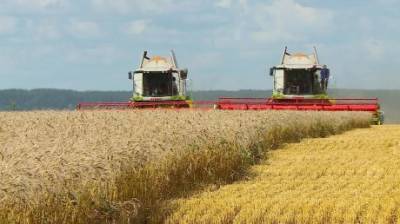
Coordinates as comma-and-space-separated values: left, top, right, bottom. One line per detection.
167, 125, 400, 224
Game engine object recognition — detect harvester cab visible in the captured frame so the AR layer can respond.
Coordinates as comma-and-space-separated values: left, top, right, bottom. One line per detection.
128, 50, 190, 107
270, 47, 329, 99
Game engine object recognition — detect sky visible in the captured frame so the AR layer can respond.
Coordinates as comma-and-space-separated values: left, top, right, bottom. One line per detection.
0, 0, 399, 91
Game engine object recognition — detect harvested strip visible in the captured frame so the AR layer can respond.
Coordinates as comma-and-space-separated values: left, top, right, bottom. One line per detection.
166, 126, 400, 224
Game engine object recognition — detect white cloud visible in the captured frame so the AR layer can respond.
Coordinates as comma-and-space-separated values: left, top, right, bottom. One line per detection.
33, 21, 61, 40
124, 20, 150, 36
204, 0, 334, 50
65, 45, 123, 65
215, 0, 233, 8
247, 0, 334, 42
90, 0, 174, 14
0, 0, 67, 11
0, 0, 398, 90
22, 19, 62, 41
15, 0, 65, 8
373, 0, 399, 5
0, 16, 17, 34
68, 20, 101, 38
363, 39, 385, 60
187, 52, 223, 70
122, 20, 181, 43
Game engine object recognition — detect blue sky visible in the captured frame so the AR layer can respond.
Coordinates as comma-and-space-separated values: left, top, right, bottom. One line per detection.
0, 0, 399, 91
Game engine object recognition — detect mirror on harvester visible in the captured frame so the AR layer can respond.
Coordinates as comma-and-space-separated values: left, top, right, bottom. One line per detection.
128, 72, 133, 80
180, 69, 188, 79
269, 67, 274, 76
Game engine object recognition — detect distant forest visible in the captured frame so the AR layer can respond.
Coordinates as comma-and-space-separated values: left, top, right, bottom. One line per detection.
0, 89, 399, 123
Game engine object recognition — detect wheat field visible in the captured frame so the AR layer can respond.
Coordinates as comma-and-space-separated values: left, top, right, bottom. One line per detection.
0, 110, 275, 202
167, 125, 400, 224
0, 110, 371, 223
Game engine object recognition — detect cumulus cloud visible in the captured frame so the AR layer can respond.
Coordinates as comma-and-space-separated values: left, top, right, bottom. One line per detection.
0, 16, 17, 35
215, 0, 233, 8
249, 0, 334, 42
68, 20, 101, 38
14, 0, 65, 8
124, 20, 150, 36
65, 45, 123, 65
90, 0, 174, 14
0, 0, 398, 90
363, 39, 385, 60
0, 0, 67, 11
205, 0, 334, 50
122, 19, 181, 43
26, 20, 61, 40
373, 0, 399, 5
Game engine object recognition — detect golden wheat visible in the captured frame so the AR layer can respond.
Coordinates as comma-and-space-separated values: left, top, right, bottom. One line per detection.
166, 125, 400, 224
0, 110, 267, 202
0, 110, 370, 223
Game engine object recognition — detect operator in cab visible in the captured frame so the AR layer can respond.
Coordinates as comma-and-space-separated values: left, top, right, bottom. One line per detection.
320, 65, 330, 91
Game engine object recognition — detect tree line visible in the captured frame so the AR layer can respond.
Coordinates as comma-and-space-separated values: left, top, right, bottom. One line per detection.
0, 88, 398, 123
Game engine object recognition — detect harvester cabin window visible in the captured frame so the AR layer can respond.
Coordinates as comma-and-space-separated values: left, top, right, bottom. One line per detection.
283, 69, 323, 95
143, 72, 178, 97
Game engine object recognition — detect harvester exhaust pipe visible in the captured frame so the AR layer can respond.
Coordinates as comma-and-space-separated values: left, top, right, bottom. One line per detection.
313, 46, 320, 65
281, 46, 288, 64
171, 50, 179, 68
140, 51, 149, 68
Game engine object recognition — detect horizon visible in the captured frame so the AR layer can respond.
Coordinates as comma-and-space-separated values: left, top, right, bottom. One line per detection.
1, 87, 400, 92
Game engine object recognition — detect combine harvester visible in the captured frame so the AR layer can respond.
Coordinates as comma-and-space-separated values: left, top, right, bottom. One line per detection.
77, 48, 383, 124
216, 47, 383, 124
77, 50, 192, 109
